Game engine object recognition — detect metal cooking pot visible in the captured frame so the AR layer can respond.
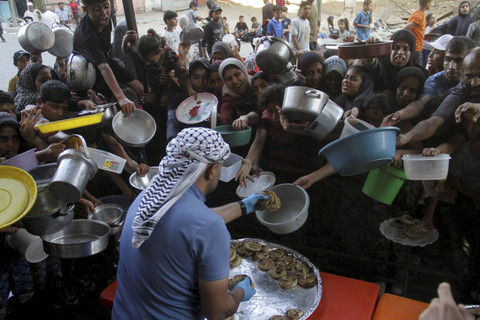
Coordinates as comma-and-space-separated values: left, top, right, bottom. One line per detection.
17, 21, 55, 53
180, 23, 204, 44
304, 99, 344, 141
282, 86, 329, 122
48, 24, 73, 58
50, 144, 98, 203
41, 219, 110, 258
67, 54, 96, 92
112, 109, 156, 147
277, 68, 305, 86
255, 36, 294, 74
88, 203, 124, 236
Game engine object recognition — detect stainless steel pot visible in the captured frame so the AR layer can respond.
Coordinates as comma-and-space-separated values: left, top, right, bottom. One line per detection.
255, 36, 294, 74
67, 54, 96, 92
88, 203, 124, 236
17, 21, 55, 53
50, 144, 98, 203
48, 24, 73, 58
277, 68, 305, 86
304, 100, 344, 141
41, 219, 111, 258
22, 197, 75, 236
180, 23, 204, 44
112, 109, 156, 147
282, 86, 329, 122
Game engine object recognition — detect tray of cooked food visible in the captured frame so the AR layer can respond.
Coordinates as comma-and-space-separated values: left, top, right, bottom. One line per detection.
379, 215, 439, 247
228, 238, 322, 320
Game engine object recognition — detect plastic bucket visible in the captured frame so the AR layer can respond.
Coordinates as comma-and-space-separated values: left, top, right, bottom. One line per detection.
362, 166, 407, 205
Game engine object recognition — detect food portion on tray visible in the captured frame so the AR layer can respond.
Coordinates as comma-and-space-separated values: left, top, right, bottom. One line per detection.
228, 238, 321, 320
255, 190, 282, 212
379, 216, 439, 247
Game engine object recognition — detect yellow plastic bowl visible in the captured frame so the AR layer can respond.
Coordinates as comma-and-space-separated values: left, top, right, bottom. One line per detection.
0, 166, 37, 228
35, 113, 104, 133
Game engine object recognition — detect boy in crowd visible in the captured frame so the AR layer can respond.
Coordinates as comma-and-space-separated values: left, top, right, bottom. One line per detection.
249, 17, 262, 39
291, 1, 311, 53
266, 5, 284, 39
281, 6, 291, 42
405, 0, 432, 65
8, 50, 31, 94
234, 15, 249, 41
73, 0, 143, 116
223, 17, 229, 34
353, 0, 373, 41
161, 10, 180, 53
187, 1, 203, 24
0, 91, 16, 119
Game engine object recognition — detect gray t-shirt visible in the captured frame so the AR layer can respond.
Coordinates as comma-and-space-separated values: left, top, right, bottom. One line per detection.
187, 9, 198, 24
290, 16, 310, 51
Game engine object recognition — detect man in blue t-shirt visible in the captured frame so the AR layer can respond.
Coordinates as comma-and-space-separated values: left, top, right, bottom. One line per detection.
353, 0, 372, 41
266, 5, 285, 39
112, 128, 267, 320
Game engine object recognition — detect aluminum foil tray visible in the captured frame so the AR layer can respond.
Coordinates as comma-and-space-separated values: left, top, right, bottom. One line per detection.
229, 238, 322, 319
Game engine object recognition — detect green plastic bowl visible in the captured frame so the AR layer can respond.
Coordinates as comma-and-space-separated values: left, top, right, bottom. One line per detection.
213, 125, 252, 147
362, 166, 407, 205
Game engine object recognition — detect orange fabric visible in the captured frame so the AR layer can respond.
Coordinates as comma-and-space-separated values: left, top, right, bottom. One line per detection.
308, 272, 380, 320
408, 10, 426, 51
98, 280, 118, 309
372, 293, 429, 320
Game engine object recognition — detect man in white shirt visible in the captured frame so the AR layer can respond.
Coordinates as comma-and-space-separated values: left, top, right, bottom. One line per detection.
55, 2, 71, 25
24, 2, 42, 22
291, 1, 311, 53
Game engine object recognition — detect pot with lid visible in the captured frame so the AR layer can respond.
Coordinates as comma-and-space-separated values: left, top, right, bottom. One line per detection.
67, 54, 96, 92
17, 21, 55, 53
304, 99, 344, 141
282, 86, 329, 122
255, 36, 294, 75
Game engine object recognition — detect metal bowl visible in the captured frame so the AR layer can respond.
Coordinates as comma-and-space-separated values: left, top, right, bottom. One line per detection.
112, 109, 157, 147
180, 23, 204, 44
129, 166, 159, 191
88, 203, 124, 236
41, 219, 110, 258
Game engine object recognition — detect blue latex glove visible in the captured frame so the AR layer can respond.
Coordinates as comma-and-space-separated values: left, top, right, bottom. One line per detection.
240, 193, 269, 214
233, 277, 256, 302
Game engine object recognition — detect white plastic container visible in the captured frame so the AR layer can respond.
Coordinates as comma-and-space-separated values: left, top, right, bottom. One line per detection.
402, 153, 451, 180
87, 147, 126, 174
219, 153, 242, 182
340, 117, 375, 138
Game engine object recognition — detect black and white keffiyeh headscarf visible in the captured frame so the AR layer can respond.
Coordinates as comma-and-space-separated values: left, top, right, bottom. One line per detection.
132, 127, 230, 248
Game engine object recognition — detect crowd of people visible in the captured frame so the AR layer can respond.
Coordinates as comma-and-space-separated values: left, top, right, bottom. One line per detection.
1, 0, 480, 318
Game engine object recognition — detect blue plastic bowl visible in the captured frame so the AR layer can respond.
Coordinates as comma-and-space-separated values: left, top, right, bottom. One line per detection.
318, 127, 400, 176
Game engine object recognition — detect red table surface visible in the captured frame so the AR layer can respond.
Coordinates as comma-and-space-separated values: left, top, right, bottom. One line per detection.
371, 293, 429, 320
308, 272, 381, 320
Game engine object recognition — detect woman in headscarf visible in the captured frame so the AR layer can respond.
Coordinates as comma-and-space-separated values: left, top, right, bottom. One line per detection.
251, 71, 272, 100
323, 55, 347, 100
370, 29, 428, 92
433, 1, 473, 36
14, 63, 53, 112
393, 66, 426, 110
218, 58, 259, 129
297, 51, 325, 90
210, 41, 234, 63
334, 64, 374, 117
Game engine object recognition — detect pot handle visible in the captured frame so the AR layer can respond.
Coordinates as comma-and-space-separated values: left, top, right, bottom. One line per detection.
304, 90, 322, 98
61, 134, 91, 159
56, 203, 75, 216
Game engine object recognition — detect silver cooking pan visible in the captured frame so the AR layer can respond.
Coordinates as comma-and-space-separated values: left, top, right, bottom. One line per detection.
41, 219, 111, 258
282, 86, 330, 122
180, 23, 204, 44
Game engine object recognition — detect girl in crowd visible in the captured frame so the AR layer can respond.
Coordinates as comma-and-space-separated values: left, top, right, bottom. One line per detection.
251, 71, 272, 100
323, 55, 347, 101
338, 18, 350, 40
433, 1, 473, 36
297, 51, 325, 91
236, 84, 318, 186
334, 64, 374, 118
14, 64, 55, 112
218, 58, 259, 130
207, 60, 224, 100
210, 41, 234, 63
425, 13, 436, 34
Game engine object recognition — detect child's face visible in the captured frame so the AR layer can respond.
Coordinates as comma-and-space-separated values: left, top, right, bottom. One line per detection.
281, 11, 286, 19
299, 5, 311, 18
0, 126, 20, 156
463, 112, 480, 140
342, 68, 363, 96
252, 78, 270, 99
365, 3, 373, 11
324, 71, 343, 96
428, 15, 436, 25
168, 17, 178, 27
364, 108, 384, 128
338, 21, 345, 31
39, 100, 69, 122
305, 62, 323, 90
190, 67, 209, 93
14, 55, 30, 73
84, 0, 111, 28
265, 102, 280, 122
274, 10, 281, 20
240, 17, 244, 23
252, 19, 257, 24
35, 68, 52, 93
0, 103, 16, 119
460, 2, 470, 15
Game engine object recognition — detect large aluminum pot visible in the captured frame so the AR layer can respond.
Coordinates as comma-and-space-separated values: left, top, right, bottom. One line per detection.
41, 219, 110, 258
22, 198, 75, 236
255, 36, 294, 74
48, 24, 73, 58
17, 21, 55, 53
277, 68, 305, 86
282, 86, 329, 122
304, 100, 344, 141
180, 23, 204, 44
49, 148, 98, 203
67, 54, 96, 92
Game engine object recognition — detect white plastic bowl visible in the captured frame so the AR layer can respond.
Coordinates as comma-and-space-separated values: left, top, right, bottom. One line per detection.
236, 171, 276, 198
255, 184, 310, 234
219, 153, 242, 182
340, 117, 375, 138
402, 153, 451, 180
